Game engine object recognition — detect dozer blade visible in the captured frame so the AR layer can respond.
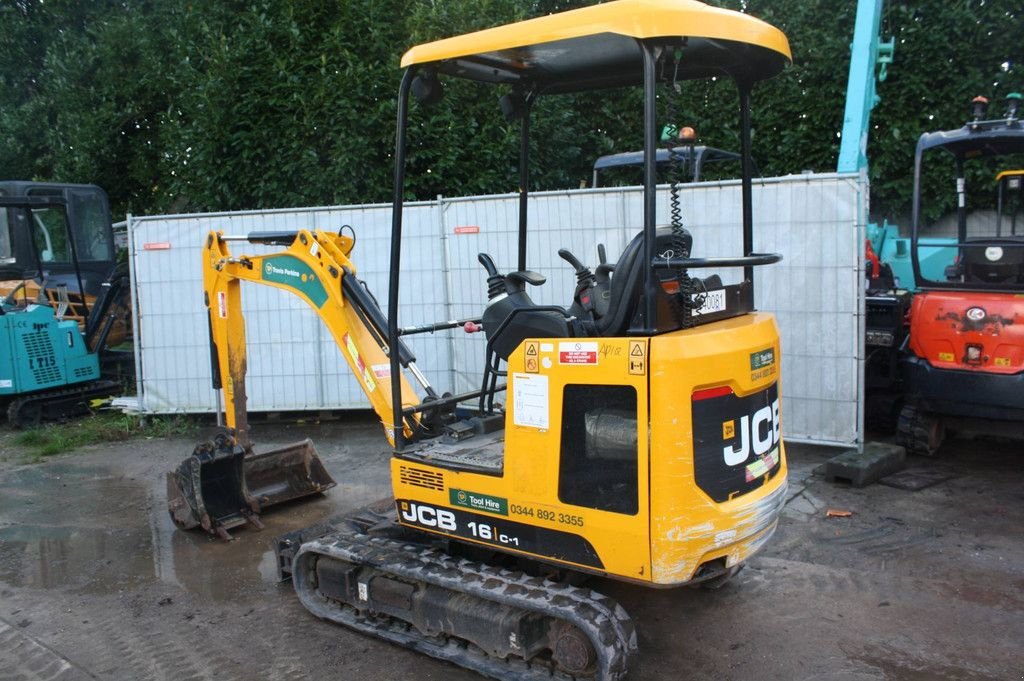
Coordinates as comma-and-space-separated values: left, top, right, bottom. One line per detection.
167, 433, 336, 540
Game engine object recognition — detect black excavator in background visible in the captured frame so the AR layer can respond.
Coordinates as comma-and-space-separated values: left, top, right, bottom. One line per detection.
0, 182, 131, 426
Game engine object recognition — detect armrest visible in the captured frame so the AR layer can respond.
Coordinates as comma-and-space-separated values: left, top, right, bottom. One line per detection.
506, 270, 547, 286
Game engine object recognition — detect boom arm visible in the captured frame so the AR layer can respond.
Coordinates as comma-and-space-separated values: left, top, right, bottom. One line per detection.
203, 229, 424, 447
836, 0, 894, 174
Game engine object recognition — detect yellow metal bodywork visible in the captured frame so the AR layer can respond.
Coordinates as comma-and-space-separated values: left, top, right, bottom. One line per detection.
203, 231, 421, 447
647, 314, 786, 583
204, 229, 786, 585
391, 314, 786, 586
401, 0, 791, 69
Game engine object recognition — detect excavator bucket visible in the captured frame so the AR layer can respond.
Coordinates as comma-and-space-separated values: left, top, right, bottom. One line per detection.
167, 434, 336, 540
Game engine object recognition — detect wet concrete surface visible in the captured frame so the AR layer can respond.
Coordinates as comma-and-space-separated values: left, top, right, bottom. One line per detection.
0, 416, 1022, 681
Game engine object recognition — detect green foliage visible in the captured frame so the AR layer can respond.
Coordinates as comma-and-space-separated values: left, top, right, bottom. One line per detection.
13, 412, 197, 463
1, 0, 1021, 225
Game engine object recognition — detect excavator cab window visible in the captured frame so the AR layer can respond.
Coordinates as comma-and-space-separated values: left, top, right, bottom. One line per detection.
0, 208, 14, 265
72, 189, 115, 261
30, 206, 69, 263
558, 384, 639, 515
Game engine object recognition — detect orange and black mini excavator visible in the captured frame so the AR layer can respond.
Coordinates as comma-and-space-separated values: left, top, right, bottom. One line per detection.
167, 2, 792, 678
898, 94, 1024, 455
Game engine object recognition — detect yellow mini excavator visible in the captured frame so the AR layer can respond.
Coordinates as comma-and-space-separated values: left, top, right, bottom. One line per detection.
167, 1, 792, 678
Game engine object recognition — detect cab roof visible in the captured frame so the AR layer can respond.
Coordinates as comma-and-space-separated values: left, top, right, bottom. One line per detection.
400, 0, 791, 93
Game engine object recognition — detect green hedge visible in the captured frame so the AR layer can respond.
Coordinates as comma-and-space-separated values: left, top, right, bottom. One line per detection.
2, 0, 1019, 225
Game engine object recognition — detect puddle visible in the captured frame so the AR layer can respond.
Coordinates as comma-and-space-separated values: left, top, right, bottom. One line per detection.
0, 453, 393, 603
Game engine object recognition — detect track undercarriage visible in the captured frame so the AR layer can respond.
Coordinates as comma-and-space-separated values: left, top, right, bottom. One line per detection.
6, 379, 121, 428
276, 504, 637, 681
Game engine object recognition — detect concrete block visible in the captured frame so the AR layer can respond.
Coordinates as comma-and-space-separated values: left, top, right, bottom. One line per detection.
824, 441, 906, 488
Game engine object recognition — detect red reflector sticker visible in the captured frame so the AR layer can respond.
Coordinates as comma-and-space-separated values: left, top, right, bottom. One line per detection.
692, 385, 734, 401
143, 242, 171, 250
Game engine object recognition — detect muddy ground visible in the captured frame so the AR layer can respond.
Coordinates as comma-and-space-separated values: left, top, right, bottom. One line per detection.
0, 415, 1022, 681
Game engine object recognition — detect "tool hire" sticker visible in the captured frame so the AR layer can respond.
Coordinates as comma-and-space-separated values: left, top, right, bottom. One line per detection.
558, 341, 598, 365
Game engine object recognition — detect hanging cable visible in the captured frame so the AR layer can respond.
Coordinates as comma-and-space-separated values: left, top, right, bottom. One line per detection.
662, 48, 706, 328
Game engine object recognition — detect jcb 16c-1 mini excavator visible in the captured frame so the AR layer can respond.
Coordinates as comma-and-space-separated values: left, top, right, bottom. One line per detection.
167, 1, 791, 678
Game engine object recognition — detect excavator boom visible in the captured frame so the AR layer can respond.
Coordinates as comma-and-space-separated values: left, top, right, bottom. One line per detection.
167, 228, 427, 538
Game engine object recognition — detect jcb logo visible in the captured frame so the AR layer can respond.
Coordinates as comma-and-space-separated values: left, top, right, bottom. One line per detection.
723, 398, 780, 466
400, 502, 457, 531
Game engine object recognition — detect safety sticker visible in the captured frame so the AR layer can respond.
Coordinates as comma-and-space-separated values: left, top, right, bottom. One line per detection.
745, 447, 780, 482
559, 341, 598, 365
343, 333, 377, 391
525, 341, 540, 373
371, 363, 392, 378
628, 340, 646, 375
217, 291, 228, 319
937, 352, 955, 362
994, 357, 1011, 367
512, 373, 549, 430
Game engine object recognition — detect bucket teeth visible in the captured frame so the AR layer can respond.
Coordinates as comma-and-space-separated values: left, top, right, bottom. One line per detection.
166, 433, 336, 539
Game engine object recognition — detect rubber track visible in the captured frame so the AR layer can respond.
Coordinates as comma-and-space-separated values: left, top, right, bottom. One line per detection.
7, 380, 120, 427
292, 530, 637, 681
896, 405, 940, 456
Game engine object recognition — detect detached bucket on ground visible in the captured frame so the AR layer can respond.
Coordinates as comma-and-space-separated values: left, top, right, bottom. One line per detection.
167, 434, 336, 540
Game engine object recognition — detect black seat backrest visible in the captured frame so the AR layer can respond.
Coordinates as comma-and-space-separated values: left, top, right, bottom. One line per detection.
962, 238, 1024, 285
593, 228, 685, 337
592, 232, 646, 336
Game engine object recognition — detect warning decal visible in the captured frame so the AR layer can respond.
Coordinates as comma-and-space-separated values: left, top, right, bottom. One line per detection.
628, 340, 646, 375
525, 341, 540, 373
343, 333, 377, 392
558, 341, 598, 365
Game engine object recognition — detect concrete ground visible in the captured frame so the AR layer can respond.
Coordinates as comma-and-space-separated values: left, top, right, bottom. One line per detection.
0, 415, 1022, 681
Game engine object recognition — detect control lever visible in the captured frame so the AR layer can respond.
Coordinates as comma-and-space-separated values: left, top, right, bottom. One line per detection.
478, 252, 499, 277
558, 248, 588, 275
478, 252, 506, 300
559, 248, 598, 318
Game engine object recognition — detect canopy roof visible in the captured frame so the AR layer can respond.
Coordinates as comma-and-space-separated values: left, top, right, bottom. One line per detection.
401, 0, 791, 93
593, 145, 741, 171
918, 124, 1024, 159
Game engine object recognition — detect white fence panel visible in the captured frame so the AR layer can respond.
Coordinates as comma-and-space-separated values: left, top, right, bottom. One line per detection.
130, 173, 864, 446
129, 202, 445, 413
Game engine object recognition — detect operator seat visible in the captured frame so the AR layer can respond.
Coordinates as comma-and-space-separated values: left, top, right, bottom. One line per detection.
589, 227, 696, 337
961, 238, 1024, 285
